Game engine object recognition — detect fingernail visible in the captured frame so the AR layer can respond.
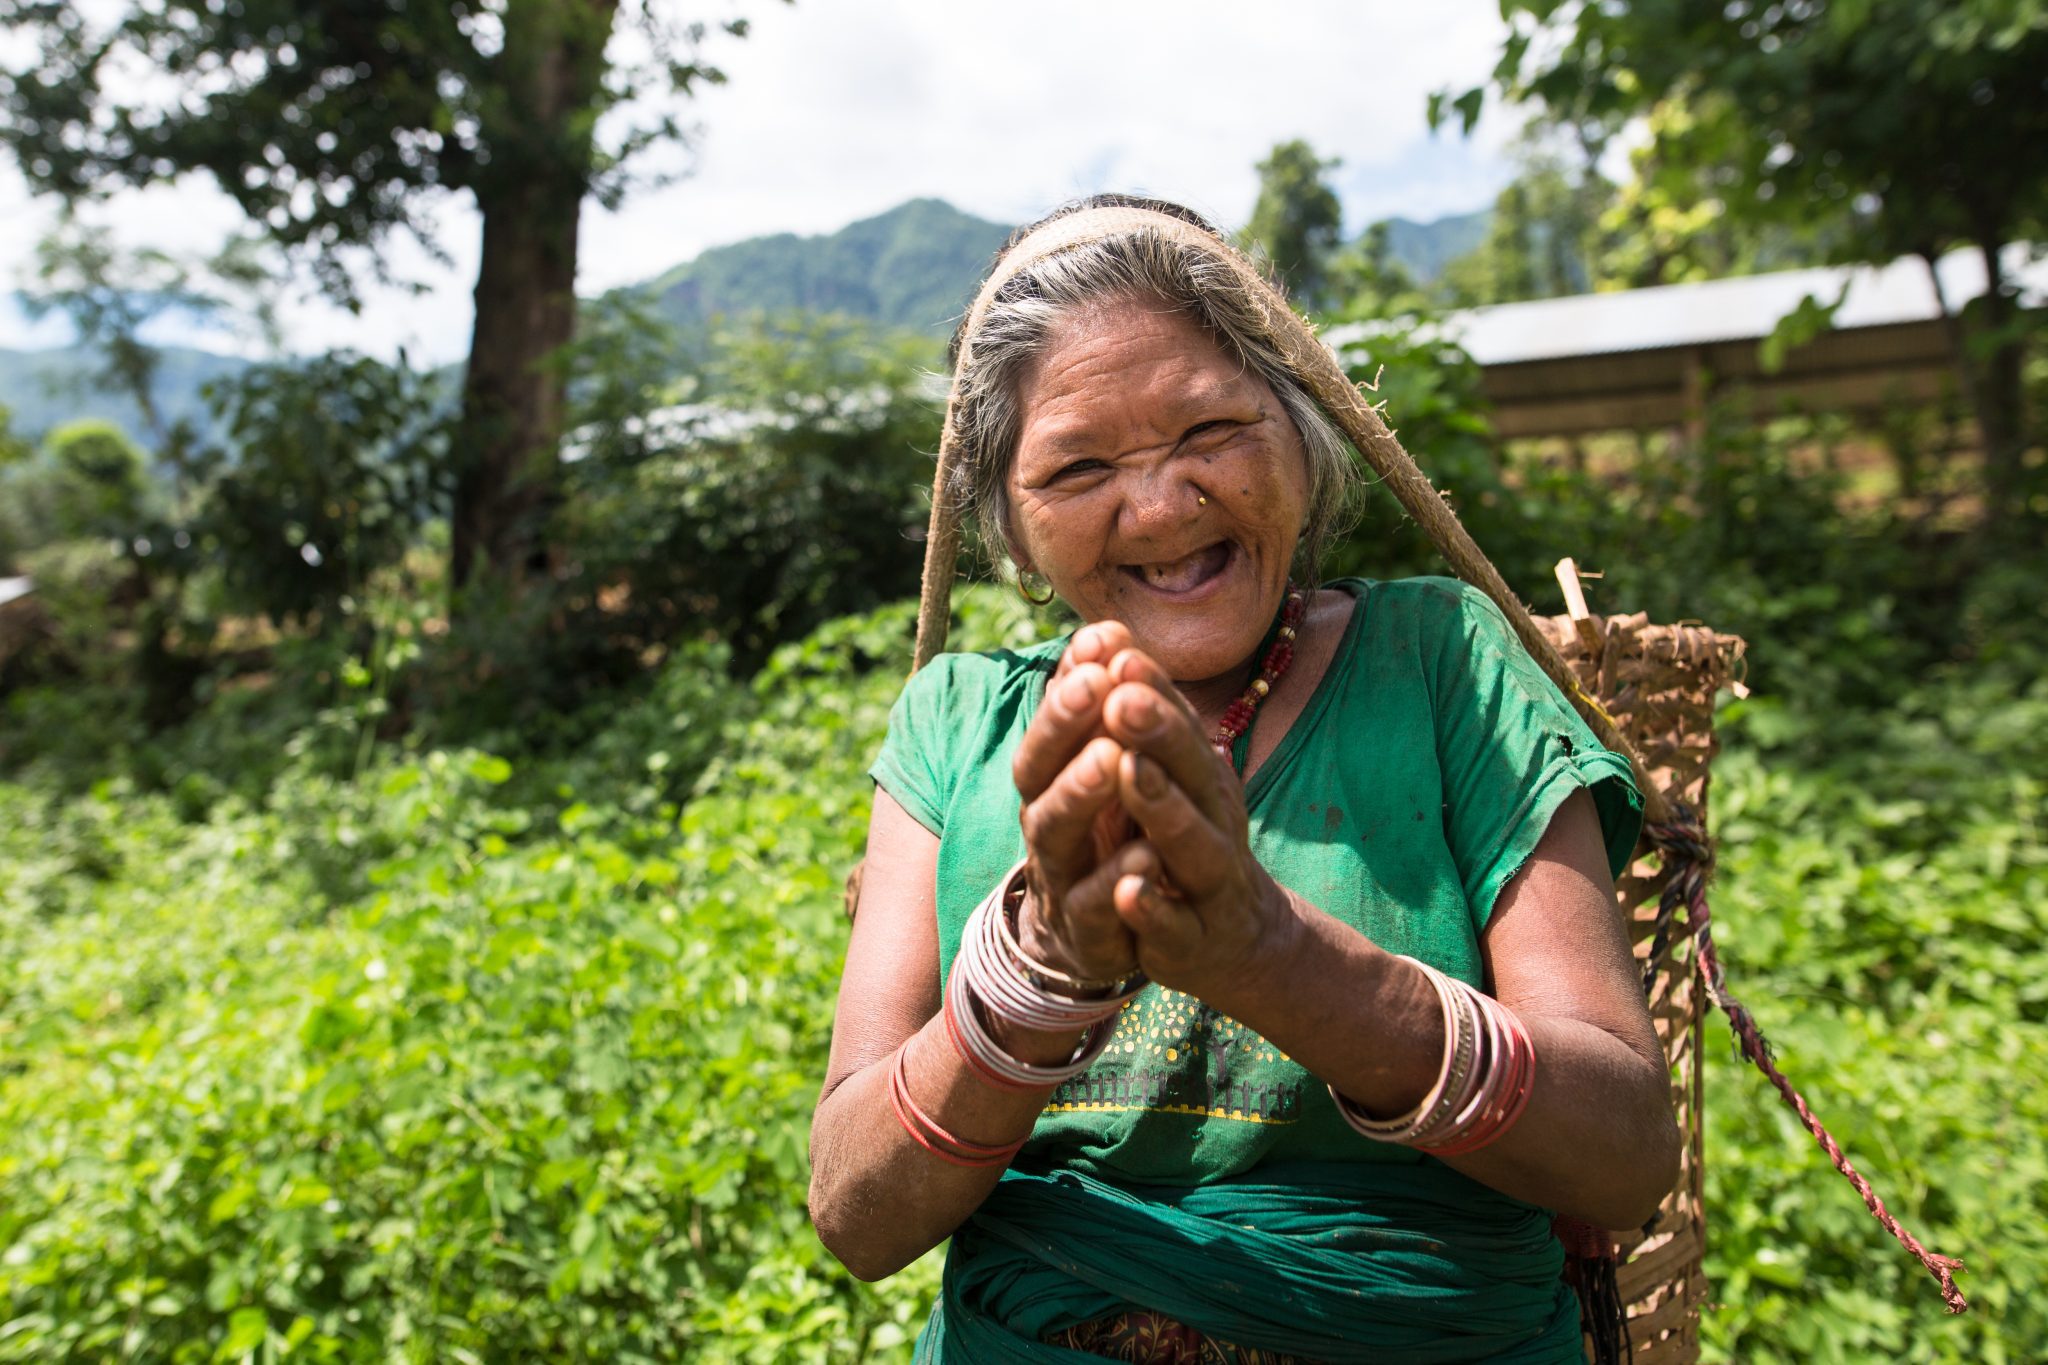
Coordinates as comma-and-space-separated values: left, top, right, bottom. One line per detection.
1061, 672, 1096, 710
1134, 755, 1167, 799
1126, 691, 1160, 729
1076, 749, 1107, 788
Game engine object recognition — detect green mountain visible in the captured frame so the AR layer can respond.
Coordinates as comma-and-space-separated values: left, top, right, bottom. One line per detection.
0, 345, 248, 446
0, 200, 1494, 449
1380, 210, 1490, 284
644, 197, 1012, 338
636, 197, 1492, 337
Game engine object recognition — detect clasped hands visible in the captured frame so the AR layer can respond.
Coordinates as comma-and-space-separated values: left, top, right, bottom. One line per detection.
1011, 620, 1296, 1006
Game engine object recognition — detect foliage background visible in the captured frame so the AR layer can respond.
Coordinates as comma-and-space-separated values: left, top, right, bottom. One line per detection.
5, 422, 2043, 1360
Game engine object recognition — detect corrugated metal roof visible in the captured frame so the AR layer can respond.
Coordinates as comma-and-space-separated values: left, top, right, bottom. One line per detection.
1329, 246, 2047, 368
0, 577, 31, 608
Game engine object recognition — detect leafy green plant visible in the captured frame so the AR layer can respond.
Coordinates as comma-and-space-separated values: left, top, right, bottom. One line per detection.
0, 588, 1051, 1362
1698, 650, 2048, 1361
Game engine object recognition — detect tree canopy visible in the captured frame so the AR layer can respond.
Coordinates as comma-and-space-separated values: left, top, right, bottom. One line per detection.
1, 0, 739, 303
0, 0, 766, 593
1438, 0, 2047, 525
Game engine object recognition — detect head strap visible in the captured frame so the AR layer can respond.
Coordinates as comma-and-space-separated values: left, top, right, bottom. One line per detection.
954, 207, 1228, 368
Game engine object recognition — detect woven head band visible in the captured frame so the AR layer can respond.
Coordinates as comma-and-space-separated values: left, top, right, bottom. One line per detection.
913, 202, 1667, 819
954, 207, 1234, 367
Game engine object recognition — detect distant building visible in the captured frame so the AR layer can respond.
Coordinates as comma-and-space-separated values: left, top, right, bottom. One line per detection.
1332, 248, 2046, 441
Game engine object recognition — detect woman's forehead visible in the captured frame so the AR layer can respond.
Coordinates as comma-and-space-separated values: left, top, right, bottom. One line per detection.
1018, 306, 1261, 437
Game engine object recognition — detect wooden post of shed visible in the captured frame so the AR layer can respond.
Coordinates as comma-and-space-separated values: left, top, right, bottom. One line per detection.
1681, 347, 1711, 452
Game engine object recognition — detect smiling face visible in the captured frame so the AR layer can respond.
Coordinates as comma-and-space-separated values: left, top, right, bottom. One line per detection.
1005, 296, 1310, 686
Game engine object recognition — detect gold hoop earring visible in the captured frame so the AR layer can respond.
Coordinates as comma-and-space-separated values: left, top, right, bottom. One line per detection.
1016, 570, 1056, 607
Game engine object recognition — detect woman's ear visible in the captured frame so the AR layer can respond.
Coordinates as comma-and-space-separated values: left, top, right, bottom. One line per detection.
1000, 512, 1034, 577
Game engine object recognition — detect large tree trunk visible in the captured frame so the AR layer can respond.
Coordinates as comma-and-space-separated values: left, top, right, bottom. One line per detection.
449, 0, 618, 594
451, 181, 581, 592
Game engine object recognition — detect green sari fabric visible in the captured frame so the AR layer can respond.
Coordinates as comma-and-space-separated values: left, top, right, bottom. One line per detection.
914, 1160, 1582, 1364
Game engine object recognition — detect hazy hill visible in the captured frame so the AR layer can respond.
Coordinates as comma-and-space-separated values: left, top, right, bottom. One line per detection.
0, 201, 1494, 445
639, 198, 1490, 333
0, 345, 248, 445
644, 198, 1012, 338
1381, 210, 1490, 284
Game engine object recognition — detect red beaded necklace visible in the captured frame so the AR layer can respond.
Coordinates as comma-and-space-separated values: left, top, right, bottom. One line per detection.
1210, 582, 1306, 771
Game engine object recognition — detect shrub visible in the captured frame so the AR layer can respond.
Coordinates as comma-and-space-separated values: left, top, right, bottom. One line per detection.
192, 353, 449, 630
553, 312, 941, 677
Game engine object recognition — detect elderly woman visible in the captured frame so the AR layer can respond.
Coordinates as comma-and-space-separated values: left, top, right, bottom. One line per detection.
808, 196, 1679, 1363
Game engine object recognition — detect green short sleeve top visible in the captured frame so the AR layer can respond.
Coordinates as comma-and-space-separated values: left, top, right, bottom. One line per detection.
869, 576, 1641, 1186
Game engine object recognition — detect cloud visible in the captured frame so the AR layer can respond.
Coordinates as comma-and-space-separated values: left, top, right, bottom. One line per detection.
0, 0, 1516, 366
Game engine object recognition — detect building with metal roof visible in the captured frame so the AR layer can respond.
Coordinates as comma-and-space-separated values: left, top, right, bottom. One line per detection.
1331, 247, 2046, 440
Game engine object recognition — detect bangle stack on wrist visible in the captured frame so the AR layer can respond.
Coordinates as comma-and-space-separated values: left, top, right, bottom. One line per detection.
1329, 956, 1536, 1156
943, 861, 1146, 1091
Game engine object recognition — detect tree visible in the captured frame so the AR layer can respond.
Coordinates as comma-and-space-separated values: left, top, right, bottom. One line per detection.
0, 0, 765, 595
0, 419, 152, 574
1436, 0, 2048, 529
1240, 140, 1345, 310
1437, 140, 1618, 307
1326, 221, 1425, 321
1594, 102, 1838, 291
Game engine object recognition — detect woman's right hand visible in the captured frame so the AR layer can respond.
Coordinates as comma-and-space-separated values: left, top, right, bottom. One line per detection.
1010, 621, 1143, 986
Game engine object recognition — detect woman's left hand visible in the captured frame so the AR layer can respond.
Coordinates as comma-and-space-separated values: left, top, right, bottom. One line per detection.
1096, 647, 1300, 1004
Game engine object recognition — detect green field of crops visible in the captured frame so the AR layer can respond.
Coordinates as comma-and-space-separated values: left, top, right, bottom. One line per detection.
4, 581, 2043, 1361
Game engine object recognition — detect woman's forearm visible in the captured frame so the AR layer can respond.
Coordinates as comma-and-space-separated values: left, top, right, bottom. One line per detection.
1207, 890, 1680, 1231
808, 1013, 1081, 1281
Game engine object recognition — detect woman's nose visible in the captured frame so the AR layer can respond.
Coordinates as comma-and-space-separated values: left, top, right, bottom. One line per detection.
1120, 463, 1205, 531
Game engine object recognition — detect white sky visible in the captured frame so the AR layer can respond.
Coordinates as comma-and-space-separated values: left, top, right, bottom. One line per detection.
0, 0, 1520, 366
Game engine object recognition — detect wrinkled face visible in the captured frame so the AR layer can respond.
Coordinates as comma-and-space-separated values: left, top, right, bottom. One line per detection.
1006, 296, 1309, 684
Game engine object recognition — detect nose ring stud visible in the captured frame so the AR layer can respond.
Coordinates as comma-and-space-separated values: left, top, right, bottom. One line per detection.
1197, 495, 1208, 506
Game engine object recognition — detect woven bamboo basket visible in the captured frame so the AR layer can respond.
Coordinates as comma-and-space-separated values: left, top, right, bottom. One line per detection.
1534, 610, 1747, 1365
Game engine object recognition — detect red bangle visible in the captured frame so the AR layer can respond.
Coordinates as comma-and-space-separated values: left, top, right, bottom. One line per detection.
886, 1043, 1027, 1169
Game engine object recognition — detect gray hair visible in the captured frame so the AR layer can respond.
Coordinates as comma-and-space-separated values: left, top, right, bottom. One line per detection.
946, 196, 1362, 584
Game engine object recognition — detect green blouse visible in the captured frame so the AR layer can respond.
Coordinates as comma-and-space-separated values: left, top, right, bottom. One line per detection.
870, 576, 1642, 1362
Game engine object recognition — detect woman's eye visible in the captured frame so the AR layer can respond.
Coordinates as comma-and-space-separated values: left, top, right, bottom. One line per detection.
1052, 459, 1106, 481
1183, 420, 1238, 444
